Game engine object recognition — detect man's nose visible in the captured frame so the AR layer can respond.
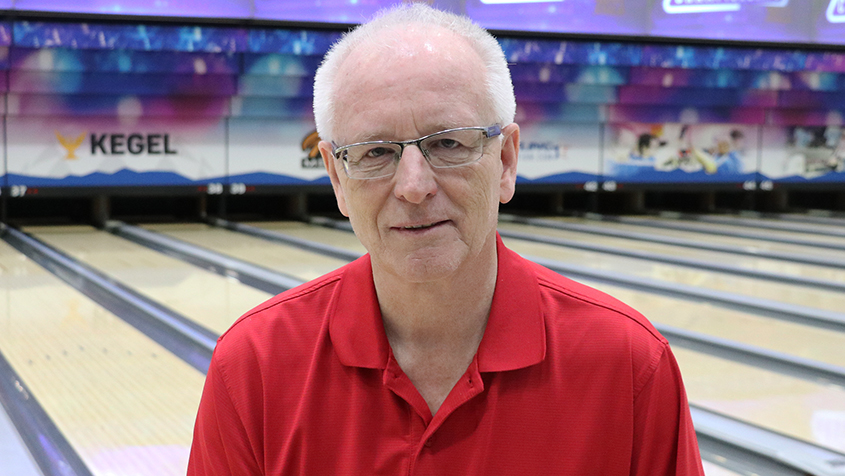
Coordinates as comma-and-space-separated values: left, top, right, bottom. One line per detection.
392, 144, 438, 204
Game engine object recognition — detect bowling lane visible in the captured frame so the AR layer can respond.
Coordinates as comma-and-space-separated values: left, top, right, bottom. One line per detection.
626, 215, 845, 247
688, 214, 845, 238
674, 348, 845, 454
0, 239, 205, 476
701, 461, 743, 476
246, 221, 368, 255
255, 221, 845, 453
500, 220, 845, 284
139, 223, 349, 282
26, 225, 271, 335
498, 222, 845, 317
539, 216, 845, 265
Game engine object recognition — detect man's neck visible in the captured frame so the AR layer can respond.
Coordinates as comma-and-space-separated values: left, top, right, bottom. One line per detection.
371, 239, 498, 415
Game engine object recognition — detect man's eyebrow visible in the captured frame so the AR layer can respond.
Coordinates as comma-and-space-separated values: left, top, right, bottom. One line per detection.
345, 123, 476, 144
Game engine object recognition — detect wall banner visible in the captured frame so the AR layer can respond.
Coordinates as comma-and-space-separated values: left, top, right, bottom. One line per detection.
227, 118, 329, 185
516, 121, 601, 184
603, 122, 759, 183
6, 116, 226, 187
760, 125, 845, 183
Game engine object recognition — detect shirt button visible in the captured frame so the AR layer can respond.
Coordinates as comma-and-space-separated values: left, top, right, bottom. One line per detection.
424, 437, 435, 447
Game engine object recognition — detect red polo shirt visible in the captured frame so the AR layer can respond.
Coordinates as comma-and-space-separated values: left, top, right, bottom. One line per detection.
188, 236, 703, 475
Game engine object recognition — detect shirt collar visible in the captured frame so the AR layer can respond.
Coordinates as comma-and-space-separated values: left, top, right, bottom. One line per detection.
329, 234, 546, 372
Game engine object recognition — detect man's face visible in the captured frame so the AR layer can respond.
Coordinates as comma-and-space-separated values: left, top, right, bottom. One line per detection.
319, 27, 519, 284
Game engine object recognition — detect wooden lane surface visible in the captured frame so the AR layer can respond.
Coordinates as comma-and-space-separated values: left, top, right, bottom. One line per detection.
686, 214, 845, 237
264, 221, 845, 453
0, 239, 205, 476
629, 215, 845, 245
244, 221, 369, 255
499, 220, 845, 284
26, 225, 271, 336
499, 221, 845, 310
140, 223, 349, 282
541, 216, 845, 265
676, 348, 845, 454
701, 461, 744, 476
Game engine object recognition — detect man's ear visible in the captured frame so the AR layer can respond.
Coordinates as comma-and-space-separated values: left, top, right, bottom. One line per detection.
498, 123, 519, 204
320, 141, 349, 217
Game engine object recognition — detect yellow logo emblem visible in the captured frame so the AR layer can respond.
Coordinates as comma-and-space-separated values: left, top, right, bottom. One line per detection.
55, 131, 86, 160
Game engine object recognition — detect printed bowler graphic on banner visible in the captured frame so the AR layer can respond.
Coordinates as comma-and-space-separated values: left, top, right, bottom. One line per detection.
7, 117, 226, 187
228, 118, 330, 185
516, 122, 601, 184
760, 125, 845, 183
604, 122, 759, 183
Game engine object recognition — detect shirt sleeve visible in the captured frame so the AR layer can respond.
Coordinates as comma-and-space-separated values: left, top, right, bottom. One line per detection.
630, 343, 705, 476
188, 353, 263, 476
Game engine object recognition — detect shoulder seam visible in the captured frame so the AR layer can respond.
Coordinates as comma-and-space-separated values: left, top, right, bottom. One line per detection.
633, 341, 670, 400
536, 274, 666, 344
219, 273, 343, 341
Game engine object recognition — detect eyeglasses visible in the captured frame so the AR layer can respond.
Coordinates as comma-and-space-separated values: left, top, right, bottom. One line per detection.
332, 125, 502, 180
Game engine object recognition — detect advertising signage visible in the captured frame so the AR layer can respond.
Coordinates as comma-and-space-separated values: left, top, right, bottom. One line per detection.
3, 0, 845, 47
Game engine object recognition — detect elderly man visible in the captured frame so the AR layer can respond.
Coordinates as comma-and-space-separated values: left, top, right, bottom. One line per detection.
188, 4, 704, 475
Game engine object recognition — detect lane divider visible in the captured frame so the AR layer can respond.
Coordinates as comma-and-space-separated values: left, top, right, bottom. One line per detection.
0, 223, 218, 476
104, 220, 303, 296
0, 349, 93, 476
1, 224, 217, 373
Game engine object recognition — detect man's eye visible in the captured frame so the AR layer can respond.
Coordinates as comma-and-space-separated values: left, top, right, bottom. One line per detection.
365, 147, 393, 158
431, 138, 462, 150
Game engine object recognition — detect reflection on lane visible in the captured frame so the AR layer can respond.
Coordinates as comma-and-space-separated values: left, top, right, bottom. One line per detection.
676, 348, 845, 454
141, 222, 349, 283
499, 222, 845, 313
28, 225, 270, 335
542, 216, 845, 264
0, 239, 204, 476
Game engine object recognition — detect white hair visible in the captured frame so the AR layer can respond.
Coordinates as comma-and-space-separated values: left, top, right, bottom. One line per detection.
312, 3, 516, 143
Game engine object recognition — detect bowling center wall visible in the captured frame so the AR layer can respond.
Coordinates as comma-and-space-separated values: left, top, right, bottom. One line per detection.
1, 16, 845, 222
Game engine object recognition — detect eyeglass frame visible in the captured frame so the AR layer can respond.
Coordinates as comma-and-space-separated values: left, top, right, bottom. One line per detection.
331, 124, 503, 180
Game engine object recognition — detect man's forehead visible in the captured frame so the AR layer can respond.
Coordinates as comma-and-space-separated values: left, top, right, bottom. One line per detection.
337, 25, 481, 80
331, 26, 489, 138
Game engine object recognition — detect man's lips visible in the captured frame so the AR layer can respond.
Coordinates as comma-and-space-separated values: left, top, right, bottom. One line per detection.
394, 220, 449, 230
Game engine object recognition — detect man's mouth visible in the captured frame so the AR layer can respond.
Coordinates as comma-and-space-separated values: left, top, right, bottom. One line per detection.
401, 220, 446, 230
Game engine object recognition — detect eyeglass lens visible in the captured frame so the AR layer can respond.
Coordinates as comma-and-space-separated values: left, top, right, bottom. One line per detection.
343, 129, 487, 178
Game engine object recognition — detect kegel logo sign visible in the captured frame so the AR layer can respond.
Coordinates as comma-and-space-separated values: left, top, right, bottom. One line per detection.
90, 133, 178, 155
56, 131, 179, 159
55, 131, 86, 160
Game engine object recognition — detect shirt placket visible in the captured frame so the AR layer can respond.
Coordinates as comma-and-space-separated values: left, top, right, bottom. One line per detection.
383, 355, 485, 476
